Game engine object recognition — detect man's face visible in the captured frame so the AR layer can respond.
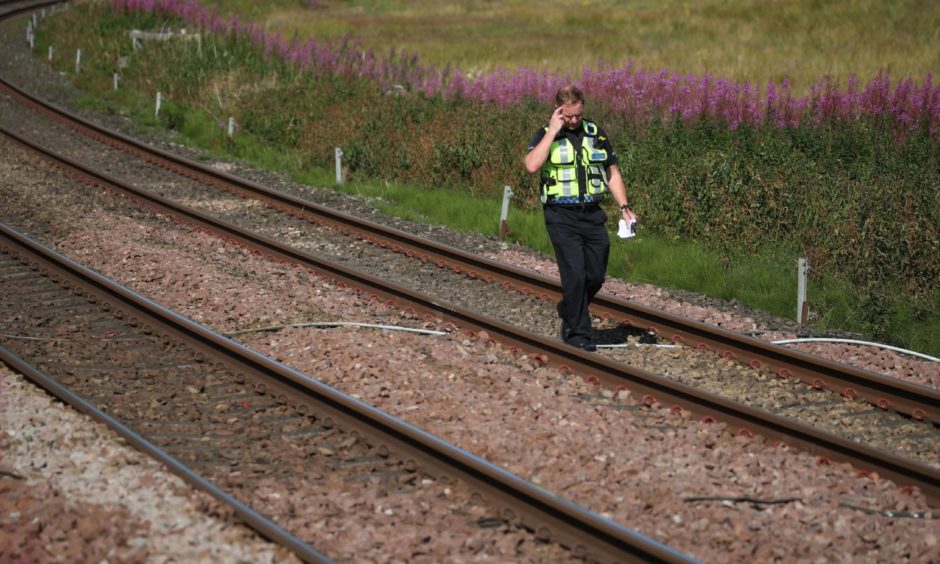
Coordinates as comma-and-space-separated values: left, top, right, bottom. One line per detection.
561, 102, 583, 129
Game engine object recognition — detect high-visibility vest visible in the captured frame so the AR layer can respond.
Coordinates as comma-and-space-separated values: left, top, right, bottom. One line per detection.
539, 120, 609, 203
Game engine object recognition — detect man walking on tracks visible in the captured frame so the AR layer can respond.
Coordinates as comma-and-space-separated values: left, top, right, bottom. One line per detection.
524, 84, 636, 351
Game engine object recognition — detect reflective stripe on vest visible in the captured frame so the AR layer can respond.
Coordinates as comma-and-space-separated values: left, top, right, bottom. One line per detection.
539, 120, 609, 203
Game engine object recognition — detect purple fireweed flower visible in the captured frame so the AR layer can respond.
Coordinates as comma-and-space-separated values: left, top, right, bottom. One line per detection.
113, 0, 940, 138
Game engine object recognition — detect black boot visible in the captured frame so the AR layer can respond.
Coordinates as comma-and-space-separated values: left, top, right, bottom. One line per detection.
567, 336, 597, 352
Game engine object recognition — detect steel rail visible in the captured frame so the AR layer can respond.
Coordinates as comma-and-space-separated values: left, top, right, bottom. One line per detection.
3, 125, 938, 508
0, 0, 59, 16
0, 221, 692, 561
0, 74, 936, 426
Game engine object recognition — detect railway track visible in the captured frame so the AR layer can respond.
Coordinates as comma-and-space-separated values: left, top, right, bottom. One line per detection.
1, 1, 935, 560
0, 219, 692, 562
0, 99, 937, 504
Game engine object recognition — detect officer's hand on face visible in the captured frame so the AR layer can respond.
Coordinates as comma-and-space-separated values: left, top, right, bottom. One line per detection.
548, 106, 565, 134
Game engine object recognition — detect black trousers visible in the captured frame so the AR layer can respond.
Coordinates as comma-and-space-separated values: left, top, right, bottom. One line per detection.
544, 204, 610, 342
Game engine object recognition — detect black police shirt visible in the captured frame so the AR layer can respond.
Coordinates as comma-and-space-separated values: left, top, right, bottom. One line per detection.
527, 121, 618, 169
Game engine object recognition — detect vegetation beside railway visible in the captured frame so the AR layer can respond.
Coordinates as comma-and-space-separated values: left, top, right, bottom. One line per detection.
30, 0, 940, 354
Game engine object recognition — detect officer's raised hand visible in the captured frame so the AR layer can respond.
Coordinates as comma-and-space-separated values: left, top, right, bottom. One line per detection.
548, 106, 565, 135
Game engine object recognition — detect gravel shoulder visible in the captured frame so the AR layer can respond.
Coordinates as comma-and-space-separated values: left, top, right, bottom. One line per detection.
0, 366, 298, 563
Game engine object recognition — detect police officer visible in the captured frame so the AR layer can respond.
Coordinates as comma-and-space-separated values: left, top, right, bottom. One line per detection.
524, 84, 636, 351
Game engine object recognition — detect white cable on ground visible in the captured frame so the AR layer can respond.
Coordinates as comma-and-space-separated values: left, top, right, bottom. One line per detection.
224, 326, 937, 362
596, 343, 679, 349
225, 322, 447, 337
771, 338, 940, 363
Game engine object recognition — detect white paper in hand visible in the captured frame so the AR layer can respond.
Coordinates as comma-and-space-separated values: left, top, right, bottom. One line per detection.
617, 218, 636, 239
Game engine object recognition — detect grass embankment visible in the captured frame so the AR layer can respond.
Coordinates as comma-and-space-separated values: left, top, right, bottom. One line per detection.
30, 0, 940, 355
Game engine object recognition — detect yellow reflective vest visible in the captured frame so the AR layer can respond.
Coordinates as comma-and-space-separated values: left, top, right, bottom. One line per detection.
539, 120, 609, 204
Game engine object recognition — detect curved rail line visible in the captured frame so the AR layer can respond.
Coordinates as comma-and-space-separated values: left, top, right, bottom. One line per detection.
0, 219, 692, 561
0, 73, 936, 428
3, 123, 938, 507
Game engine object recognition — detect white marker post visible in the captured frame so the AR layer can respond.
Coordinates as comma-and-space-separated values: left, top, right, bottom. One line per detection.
48, 45, 53, 61
74, 48, 81, 73
499, 185, 513, 241
155, 91, 161, 117
113, 73, 119, 91
227, 117, 235, 139
335, 147, 344, 185
797, 257, 809, 324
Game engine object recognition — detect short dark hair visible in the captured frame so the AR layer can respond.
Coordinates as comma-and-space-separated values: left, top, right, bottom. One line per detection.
555, 84, 584, 106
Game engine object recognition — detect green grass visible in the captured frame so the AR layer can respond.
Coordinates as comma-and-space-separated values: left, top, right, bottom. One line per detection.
200, 0, 940, 91
613, 234, 794, 313
331, 179, 550, 245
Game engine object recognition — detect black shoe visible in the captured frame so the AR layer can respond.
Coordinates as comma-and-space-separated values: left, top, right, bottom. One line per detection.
560, 321, 572, 342
566, 337, 597, 352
